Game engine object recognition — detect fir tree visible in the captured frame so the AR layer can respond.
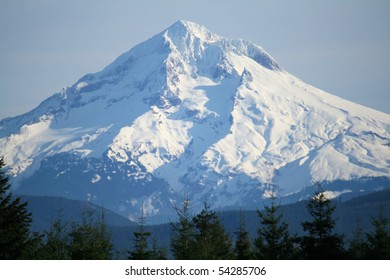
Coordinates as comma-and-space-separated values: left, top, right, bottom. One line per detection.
41, 212, 71, 259
192, 203, 233, 260
0, 157, 39, 259
69, 207, 113, 260
151, 237, 168, 260
300, 185, 345, 259
366, 205, 390, 259
234, 209, 252, 260
170, 196, 196, 259
128, 213, 153, 260
348, 219, 368, 259
254, 196, 294, 259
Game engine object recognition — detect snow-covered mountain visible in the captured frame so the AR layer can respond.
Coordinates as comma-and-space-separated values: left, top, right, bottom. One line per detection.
1, 20, 389, 221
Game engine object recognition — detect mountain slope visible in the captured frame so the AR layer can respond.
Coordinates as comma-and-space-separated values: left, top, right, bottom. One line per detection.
1, 20, 389, 221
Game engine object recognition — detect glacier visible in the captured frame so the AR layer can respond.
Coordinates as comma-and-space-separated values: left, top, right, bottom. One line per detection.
0, 20, 389, 221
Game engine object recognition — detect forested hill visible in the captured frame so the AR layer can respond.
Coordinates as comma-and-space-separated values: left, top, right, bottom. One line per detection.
111, 188, 390, 258
19, 189, 390, 259
20, 195, 136, 232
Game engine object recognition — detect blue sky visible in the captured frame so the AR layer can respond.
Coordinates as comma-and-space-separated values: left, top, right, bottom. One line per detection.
0, 0, 389, 119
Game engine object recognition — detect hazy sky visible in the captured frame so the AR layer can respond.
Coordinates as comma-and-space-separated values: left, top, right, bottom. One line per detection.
0, 0, 389, 120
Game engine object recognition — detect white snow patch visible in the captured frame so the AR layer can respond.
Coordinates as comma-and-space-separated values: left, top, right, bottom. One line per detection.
322, 189, 352, 200
76, 82, 88, 91
262, 189, 277, 198
91, 174, 101, 184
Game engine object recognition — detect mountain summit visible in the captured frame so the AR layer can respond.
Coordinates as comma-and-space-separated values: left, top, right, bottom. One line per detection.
1, 21, 389, 221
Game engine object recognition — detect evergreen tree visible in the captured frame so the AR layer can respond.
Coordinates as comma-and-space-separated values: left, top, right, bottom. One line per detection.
234, 209, 252, 260
192, 203, 233, 260
254, 196, 294, 259
128, 213, 153, 260
366, 205, 390, 259
0, 157, 39, 259
69, 207, 113, 260
151, 237, 168, 260
24, 232, 45, 259
40, 212, 71, 259
300, 186, 345, 259
171, 196, 196, 259
348, 219, 368, 259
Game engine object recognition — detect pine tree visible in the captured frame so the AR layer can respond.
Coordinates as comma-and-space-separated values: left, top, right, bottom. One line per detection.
366, 205, 390, 259
69, 207, 113, 259
192, 203, 233, 260
171, 196, 196, 259
300, 185, 345, 259
0, 157, 39, 259
254, 196, 294, 259
234, 209, 252, 260
128, 213, 153, 260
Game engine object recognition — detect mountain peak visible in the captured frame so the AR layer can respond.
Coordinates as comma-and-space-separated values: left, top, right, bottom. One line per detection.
164, 20, 219, 44
170, 20, 204, 30
161, 20, 281, 72
1, 21, 389, 221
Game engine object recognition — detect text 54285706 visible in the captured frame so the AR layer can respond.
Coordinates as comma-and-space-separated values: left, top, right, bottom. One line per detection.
218, 266, 266, 276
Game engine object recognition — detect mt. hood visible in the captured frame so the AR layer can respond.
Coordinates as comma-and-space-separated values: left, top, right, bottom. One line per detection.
1, 21, 389, 221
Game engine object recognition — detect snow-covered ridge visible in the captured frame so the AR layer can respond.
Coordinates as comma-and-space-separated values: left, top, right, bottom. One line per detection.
0, 20, 389, 220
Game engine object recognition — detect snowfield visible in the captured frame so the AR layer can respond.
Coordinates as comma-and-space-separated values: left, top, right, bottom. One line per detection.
1, 20, 389, 220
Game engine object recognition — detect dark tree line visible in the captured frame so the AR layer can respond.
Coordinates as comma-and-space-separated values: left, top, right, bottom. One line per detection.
0, 157, 41, 259
0, 157, 113, 260
128, 212, 167, 260
38, 208, 113, 260
1, 157, 389, 260
128, 188, 390, 260
128, 200, 234, 260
